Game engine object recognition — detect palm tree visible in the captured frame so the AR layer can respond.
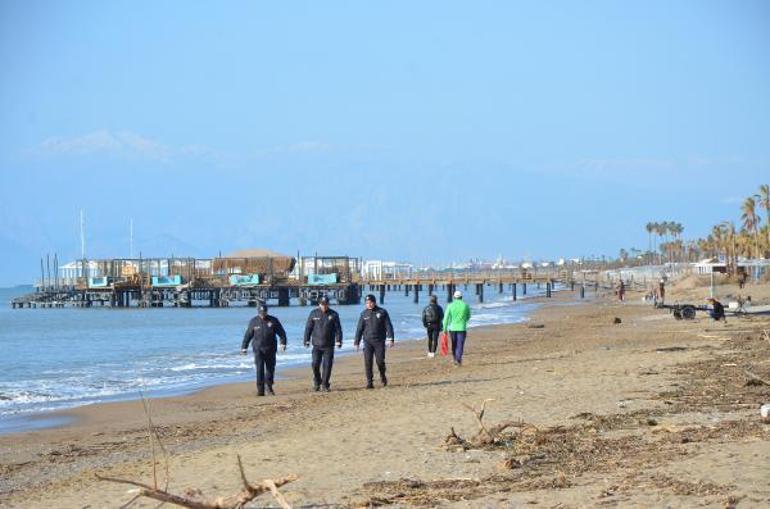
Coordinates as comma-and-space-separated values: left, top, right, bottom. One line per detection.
645, 222, 655, 263
741, 196, 761, 261
655, 222, 666, 264
758, 184, 770, 255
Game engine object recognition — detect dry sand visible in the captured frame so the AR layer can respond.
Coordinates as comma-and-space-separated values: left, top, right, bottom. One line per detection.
2, 282, 770, 508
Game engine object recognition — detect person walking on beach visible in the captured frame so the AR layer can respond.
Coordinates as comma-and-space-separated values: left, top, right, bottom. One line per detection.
303, 296, 343, 392
658, 279, 666, 304
241, 304, 287, 396
617, 278, 626, 301
422, 295, 444, 358
354, 294, 394, 389
443, 290, 471, 366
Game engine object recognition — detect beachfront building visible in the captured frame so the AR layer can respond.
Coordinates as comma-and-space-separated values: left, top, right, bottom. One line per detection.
694, 257, 770, 278
362, 260, 414, 280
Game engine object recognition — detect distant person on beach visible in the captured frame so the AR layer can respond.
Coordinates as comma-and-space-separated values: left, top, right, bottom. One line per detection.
617, 279, 626, 301
240, 304, 287, 397
354, 294, 395, 389
707, 298, 726, 322
443, 290, 471, 366
658, 279, 666, 304
303, 296, 343, 392
738, 271, 747, 289
422, 295, 444, 358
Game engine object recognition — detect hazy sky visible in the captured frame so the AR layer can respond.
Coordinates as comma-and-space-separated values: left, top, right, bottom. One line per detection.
1, 1, 769, 285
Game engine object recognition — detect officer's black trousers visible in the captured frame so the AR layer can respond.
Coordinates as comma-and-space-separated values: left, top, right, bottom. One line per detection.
363, 340, 387, 384
253, 349, 276, 394
426, 326, 440, 353
311, 347, 335, 388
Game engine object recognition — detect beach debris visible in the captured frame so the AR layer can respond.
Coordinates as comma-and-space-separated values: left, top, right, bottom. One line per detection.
97, 455, 297, 509
656, 346, 688, 353
760, 404, 770, 423
613, 317, 622, 324
744, 370, 770, 387
527, 324, 545, 329
444, 399, 533, 450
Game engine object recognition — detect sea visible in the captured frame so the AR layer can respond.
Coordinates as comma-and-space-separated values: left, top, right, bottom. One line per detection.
0, 283, 550, 433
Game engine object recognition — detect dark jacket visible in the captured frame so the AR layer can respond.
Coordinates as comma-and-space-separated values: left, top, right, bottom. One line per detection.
355, 306, 394, 345
304, 307, 343, 348
421, 303, 444, 329
712, 301, 725, 320
241, 315, 287, 353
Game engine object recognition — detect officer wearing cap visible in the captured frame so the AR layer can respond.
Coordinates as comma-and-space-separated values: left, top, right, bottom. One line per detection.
303, 295, 343, 392
241, 303, 287, 396
354, 294, 394, 389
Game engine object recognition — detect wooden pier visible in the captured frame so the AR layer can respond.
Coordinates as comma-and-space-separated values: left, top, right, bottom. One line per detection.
11, 253, 600, 310
358, 268, 599, 304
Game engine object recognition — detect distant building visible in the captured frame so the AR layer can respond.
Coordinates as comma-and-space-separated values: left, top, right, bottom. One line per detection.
362, 260, 414, 280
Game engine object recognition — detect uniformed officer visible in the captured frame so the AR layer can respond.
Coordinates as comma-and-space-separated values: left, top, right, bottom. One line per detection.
354, 294, 394, 389
241, 304, 287, 396
303, 296, 343, 392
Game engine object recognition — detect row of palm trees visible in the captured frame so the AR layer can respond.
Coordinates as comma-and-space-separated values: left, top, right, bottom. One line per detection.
639, 185, 769, 271
695, 184, 770, 274
644, 221, 685, 264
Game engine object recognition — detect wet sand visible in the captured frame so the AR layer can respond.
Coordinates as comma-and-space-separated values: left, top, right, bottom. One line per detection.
2, 283, 770, 508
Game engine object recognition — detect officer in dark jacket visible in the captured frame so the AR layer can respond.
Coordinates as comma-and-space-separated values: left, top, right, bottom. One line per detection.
303, 296, 343, 392
354, 294, 394, 389
241, 304, 287, 396
421, 295, 444, 358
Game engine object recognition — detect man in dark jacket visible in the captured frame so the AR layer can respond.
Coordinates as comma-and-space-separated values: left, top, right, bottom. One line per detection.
303, 296, 343, 392
707, 297, 726, 322
354, 294, 394, 389
241, 304, 287, 396
422, 295, 444, 358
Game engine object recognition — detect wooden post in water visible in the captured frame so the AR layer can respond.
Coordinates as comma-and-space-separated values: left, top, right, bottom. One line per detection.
522, 283, 527, 295
580, 285, 585, 299
413, 284, 419, 304
379, 284, 386, 304
546, 282, 552, 298
512, 283, 517, 301
478, 283, 484, 303
447, 283, 454, 303
428, 283, 434, 296
405, 284, 409, 297
278, 288, 290, 307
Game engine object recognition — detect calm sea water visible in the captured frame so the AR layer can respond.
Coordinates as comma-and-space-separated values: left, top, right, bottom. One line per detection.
0, 283, 548, 431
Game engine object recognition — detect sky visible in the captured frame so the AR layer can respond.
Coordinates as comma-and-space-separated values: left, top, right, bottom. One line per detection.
0, 0, 769, 285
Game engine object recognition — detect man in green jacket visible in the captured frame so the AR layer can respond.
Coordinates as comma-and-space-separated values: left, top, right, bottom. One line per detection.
443, 289, 471, 365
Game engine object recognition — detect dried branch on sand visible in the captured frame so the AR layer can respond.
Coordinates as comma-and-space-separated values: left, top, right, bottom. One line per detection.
445, 399, 533, 450
97, 455, 297, 509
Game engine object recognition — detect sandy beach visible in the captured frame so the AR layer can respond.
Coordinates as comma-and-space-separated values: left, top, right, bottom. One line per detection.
2, 281, 770, 508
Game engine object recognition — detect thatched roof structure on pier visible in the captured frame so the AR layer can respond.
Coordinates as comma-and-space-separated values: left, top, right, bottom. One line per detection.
213, 249, 296, 275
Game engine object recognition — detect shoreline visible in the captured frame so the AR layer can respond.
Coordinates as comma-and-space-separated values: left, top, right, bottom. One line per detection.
0, 295, 545, 435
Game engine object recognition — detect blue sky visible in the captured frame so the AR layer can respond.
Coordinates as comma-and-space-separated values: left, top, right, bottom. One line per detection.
1, 1, 768, 285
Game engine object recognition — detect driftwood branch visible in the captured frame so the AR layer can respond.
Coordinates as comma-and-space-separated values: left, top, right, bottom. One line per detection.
97, 455, 297, 509
446, 400, 531, 449
744, 370, 770, 387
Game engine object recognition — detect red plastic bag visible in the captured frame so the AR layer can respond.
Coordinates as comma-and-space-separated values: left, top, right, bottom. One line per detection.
440, 332, 449, 356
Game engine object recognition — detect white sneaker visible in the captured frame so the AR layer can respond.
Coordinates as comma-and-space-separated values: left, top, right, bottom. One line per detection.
428, 352, 435, 358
